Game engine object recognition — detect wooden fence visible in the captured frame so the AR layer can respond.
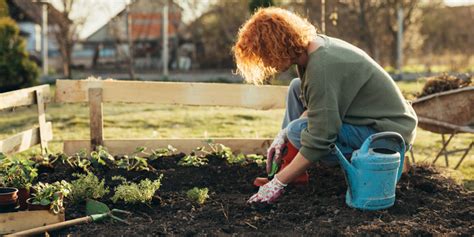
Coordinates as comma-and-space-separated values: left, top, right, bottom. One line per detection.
55, 79, 289, 155
0, 85, 53, 154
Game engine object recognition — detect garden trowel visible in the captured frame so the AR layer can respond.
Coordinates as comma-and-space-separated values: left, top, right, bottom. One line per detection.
6, 199, 131, 236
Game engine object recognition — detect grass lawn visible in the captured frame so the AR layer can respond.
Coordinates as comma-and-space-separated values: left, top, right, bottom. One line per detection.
0, 80, 472, 190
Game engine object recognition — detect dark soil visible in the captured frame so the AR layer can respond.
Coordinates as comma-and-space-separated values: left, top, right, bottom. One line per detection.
34, 155, 473, 236
418, 73, 472, 98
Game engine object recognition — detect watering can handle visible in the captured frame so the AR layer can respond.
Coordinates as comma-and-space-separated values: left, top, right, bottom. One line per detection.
359, 132, 406, 182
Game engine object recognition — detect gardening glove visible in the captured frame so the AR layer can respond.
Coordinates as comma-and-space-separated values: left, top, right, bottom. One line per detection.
266, 128, 288, 173
247, 175, 287, 204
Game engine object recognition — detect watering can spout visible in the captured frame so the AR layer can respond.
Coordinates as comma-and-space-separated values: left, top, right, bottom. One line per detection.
329, 144, 357, 178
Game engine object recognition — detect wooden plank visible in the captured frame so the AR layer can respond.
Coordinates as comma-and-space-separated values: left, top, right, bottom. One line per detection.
0, 210, 64, 234
63, 138, 273, 155
55, 79, 288, 110
88, 88, 104, 150
0, 122, 53, 154
36, 90, 48, 154
0, 85, 50, 111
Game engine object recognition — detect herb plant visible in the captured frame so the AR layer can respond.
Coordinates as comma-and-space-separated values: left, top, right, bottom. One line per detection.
110, 175, 163, 204
69, 173, 109, 204
30, 180, 71, 214
186, 187, 209, 205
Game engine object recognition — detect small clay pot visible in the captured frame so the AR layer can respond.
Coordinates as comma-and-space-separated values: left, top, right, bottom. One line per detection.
17, 187, 31, 210
0, 187, 18, 205
26, 198, 51, 211
0, 187, 19, 213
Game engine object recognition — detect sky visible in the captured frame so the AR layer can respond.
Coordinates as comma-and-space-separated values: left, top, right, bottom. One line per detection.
48, 0, 474, 40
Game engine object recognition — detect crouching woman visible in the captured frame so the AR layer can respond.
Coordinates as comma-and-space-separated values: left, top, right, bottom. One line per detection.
232, 7, 418, 204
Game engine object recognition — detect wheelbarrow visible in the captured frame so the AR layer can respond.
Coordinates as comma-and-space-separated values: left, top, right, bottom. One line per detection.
411, 86, 473, 169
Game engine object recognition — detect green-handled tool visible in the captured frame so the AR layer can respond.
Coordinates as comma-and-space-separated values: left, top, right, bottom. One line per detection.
6, 199, 131, 236
267, 145, 288, 180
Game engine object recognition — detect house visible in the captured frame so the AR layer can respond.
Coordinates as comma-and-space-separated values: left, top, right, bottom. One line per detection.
7, 0, 68, 68
83, 0, 183, 70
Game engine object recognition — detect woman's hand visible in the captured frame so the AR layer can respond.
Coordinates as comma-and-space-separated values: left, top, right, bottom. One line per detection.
266, 128, 288, 173
247, 175, 287, 204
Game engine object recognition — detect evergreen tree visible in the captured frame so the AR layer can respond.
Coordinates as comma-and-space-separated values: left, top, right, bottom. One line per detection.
0, 0, 8, 18
0, 17, 39, 92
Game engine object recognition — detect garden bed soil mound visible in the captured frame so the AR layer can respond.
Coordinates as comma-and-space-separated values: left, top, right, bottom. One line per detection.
39, 156, 473, 236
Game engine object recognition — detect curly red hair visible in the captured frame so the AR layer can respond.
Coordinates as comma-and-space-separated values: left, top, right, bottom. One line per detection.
233, 7, 317, 84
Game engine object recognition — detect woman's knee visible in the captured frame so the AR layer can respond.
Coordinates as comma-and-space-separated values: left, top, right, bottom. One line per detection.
286, 118, 307, 146
288, 78, 301, 95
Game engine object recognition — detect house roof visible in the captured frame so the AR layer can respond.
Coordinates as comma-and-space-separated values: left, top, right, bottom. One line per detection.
9, 0, 70, 26
85, 0, 183, 43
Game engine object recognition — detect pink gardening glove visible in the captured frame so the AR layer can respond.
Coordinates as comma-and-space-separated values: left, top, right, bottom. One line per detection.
247, 176, 287, 204
266, 128, 288, 173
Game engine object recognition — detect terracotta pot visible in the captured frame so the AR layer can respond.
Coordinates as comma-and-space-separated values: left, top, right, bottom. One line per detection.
0, 187, 19, 213
17, 187, 30, 210
0, 187, 18, 205
26, 198, 51, 211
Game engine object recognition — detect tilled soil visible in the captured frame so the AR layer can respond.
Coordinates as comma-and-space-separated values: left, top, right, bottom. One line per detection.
35, 155, 473, 236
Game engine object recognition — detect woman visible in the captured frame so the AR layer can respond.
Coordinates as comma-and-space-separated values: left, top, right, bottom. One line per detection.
232, 7, 418, 204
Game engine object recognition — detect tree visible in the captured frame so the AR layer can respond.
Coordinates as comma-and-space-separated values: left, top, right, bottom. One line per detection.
285, 0, 423, 67
48, 0, 91, 78
0, 17, 39, 92
0, 0, 8, 17
249, 0, 274, 13
187, 0, 250, 69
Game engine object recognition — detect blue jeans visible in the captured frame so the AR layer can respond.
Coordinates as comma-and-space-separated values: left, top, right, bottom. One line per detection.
286, 118, 378, 164
282, 78, 378, 165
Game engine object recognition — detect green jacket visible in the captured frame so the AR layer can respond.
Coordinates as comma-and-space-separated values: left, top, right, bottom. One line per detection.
298, 35, 418, 162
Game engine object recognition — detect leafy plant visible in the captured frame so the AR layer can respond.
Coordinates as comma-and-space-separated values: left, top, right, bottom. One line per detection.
110, 175, 163, 204
63, 147, 114, 173
115, 147, 152, 171
69, 173, 109, 204
246, 154, 266, 166
30, 181, 71, 214
178, 154, 208, 167
65, 150, 91, 172
148, 145, 178, 160
186, 187, 209, 205
0, 156, 38, 189
89, 146, 115, 169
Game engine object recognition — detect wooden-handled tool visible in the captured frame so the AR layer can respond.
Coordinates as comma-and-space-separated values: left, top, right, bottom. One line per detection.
6, 200, 131, 236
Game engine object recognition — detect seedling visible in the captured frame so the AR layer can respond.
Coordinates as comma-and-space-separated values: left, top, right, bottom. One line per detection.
110, 175, 163, 204
178, 154, 208, 167
115, 147, 152, 171
149, 145, 178, 160
186, 187, 209, 205
30, 180, 72, 214
89, 146, 115, 169
69, 173, 109, 204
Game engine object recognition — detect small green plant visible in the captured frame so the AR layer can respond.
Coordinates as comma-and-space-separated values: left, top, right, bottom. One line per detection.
148, 145, 178, 160
30, 181, 71, 214
115, 147, 151, 171
66, 150, 91, 172
246, 154, 266, 166
186, 187, 209, 205
110, 175, 163, 204
69, 173, 109, 204
178, 154, 208, 167
0, 156, 38, 189
89, 146, 115, 169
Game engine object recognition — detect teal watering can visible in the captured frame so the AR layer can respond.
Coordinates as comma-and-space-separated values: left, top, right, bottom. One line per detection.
330, 132, 406, 211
